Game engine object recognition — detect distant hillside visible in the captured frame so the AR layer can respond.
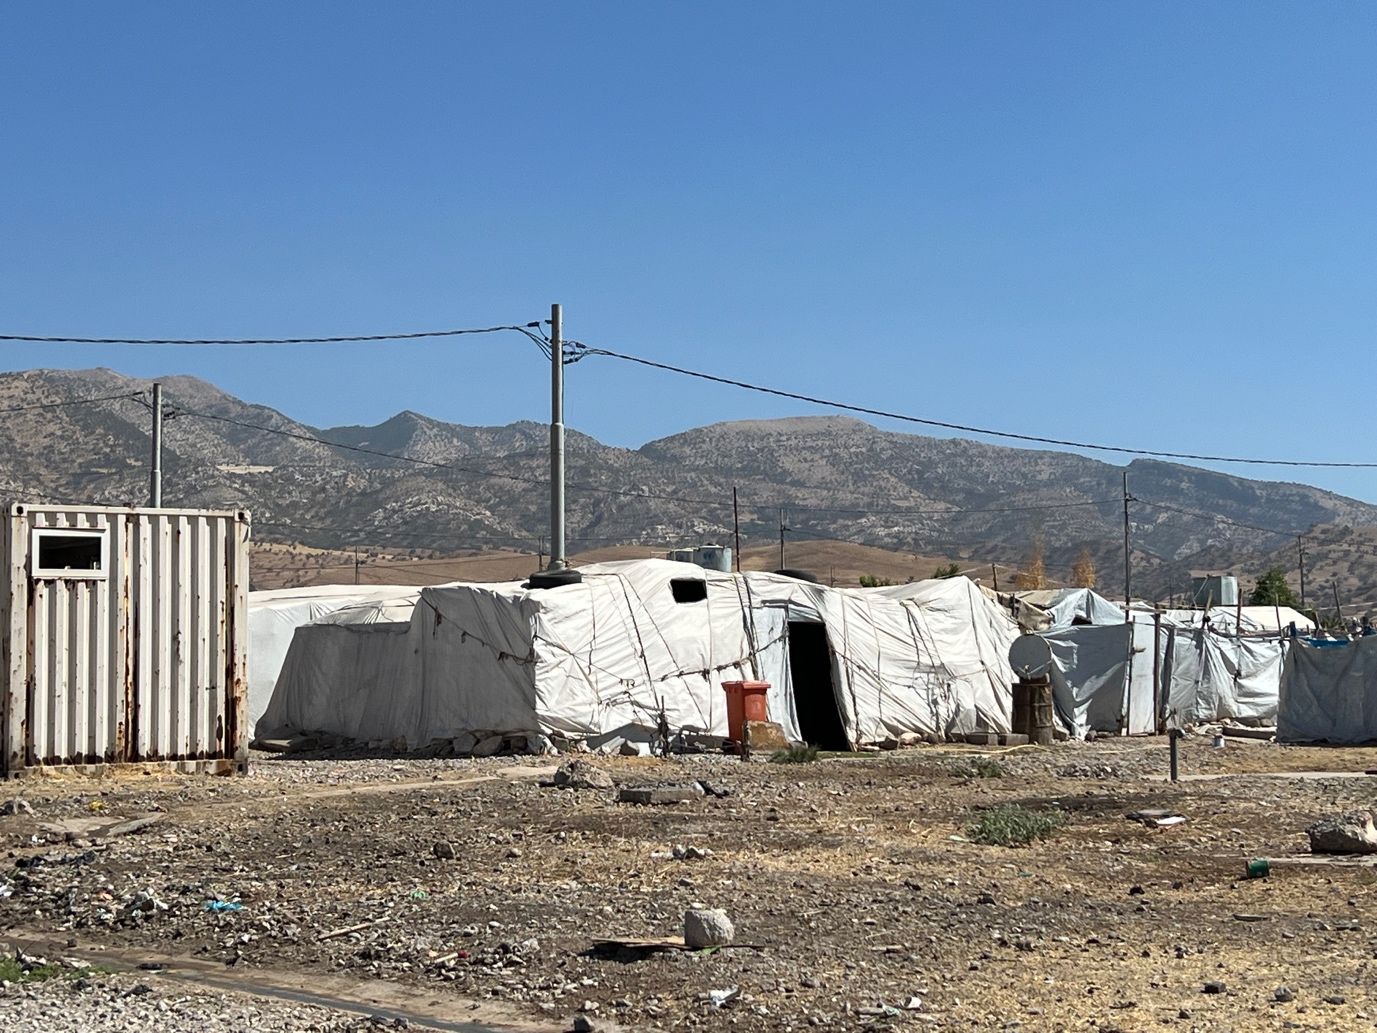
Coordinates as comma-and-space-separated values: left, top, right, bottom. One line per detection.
2, 367, 1375, 609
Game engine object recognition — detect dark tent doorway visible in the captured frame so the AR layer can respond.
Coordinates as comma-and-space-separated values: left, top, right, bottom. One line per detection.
788, 622, 849, 750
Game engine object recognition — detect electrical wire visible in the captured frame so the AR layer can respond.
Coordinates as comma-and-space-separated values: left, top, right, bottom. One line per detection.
170, 405, 735, 508
1132, 498, 1304, 538
577, 345, 1377, 470
0, 324, 548, 347
781, 498, 1120, 517
0, 391, 144, 415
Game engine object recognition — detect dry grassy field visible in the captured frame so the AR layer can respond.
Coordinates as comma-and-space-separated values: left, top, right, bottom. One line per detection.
250, 539, 990, 592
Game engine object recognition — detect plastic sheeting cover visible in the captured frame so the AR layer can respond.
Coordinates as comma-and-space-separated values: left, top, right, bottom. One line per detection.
247, 585, 422, 739
259, 560, 1019, 749
1163, 628, 1285, 728
1278, 636, 1377, 744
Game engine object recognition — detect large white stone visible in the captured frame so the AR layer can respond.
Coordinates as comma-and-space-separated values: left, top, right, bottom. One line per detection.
684, 908, 735, 948
1308, 810, 1377, 854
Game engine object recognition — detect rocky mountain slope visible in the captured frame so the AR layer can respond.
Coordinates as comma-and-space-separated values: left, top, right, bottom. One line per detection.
1, 367, 1373, 605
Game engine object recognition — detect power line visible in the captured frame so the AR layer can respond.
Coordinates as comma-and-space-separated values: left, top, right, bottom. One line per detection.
783, 498, 1120, 517
172, 405, 734, 508
1133, 498, 1304, 538
0, 391, 144, 416
577, 345, 1377, 470
0, 324, 548, 347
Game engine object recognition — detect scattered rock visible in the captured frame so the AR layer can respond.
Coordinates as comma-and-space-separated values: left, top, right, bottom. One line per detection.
432, 840, 455, 860
684, 908, 735, 948
551, 760, 614, 790
619, 786, 702, 806
1307, 811, 1377, 854
1274, 987, 1295, 1003
1059, 764, 1122, 779
470, 734, 506, 758
1203, 981, 1226, 995
0, 797, 34, 816
1324, 994, 1346, 1005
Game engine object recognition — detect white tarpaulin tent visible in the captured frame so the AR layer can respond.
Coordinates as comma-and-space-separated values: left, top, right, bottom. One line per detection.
1018, 589, 1157, 738
1161, 627, 1286, 728
1017, 589, 1305, 737
248, 585, 422, 738
1278, 636, 1377, 744
257, 559, 1019, 750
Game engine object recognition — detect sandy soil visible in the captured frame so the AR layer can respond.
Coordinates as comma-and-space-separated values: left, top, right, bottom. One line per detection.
2, 736, 1376, 1032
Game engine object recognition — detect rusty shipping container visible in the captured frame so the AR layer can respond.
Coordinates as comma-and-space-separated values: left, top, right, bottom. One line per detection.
1, 504, 250, 776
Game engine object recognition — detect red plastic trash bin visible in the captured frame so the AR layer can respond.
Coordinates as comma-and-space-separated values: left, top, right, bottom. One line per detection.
723, 680, 771, 741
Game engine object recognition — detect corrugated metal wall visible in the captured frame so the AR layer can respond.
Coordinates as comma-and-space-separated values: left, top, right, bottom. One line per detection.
3, 505, 250, 775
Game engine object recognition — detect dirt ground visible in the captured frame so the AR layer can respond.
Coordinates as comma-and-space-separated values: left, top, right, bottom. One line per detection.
3, 736, 1377, 1033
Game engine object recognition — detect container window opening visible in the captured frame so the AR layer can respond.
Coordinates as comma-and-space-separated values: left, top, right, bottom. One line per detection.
670, 579, 708, 603
33, 530, 107, 577
787, 622, 849, 750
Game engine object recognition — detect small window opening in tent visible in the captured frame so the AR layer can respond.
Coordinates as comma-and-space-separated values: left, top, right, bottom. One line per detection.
31, 529, 108, 579
788, 622, 849, 750
670, 579, 708, 603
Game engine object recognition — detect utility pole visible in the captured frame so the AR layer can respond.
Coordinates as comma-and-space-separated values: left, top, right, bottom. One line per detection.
530, 303, 581, 589
149, 381, 163, 507
778, 507, 786, 571
991, 563, 999, 592
1297, 536, 1307, 608
732, 487, 741, 572
1332, 581, 1343, 626
354, 546, 360, 585
1122, 471, 1133, 619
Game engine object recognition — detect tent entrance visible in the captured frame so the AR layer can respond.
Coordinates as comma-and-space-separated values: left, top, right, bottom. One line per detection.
788, 622, 848, 750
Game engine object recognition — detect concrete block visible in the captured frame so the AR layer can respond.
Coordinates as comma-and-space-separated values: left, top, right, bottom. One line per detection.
964, 731, 999, 746
743, 720, 789, 750
998, 732, 1030, 746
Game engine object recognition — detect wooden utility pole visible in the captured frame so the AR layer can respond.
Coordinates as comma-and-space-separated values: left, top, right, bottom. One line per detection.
732, 487, 741, 572
354, 546, 360, 585
1297, 536, 1307, 608
991, 564, 999, 592
778, 507, 786, 570
1122, 471, 1133, 618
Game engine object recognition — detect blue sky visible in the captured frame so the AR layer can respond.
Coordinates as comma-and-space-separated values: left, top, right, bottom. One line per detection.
2, 3, 1374, 499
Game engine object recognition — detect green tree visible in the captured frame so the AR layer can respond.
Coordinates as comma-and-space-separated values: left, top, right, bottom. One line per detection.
1250, 566, 1299, 607
859, 574, 895, 587
933, 562, 961, 579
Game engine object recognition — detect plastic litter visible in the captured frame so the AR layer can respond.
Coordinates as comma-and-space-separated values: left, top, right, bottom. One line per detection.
203, 900, 244, 913
708, 986, 741, 1008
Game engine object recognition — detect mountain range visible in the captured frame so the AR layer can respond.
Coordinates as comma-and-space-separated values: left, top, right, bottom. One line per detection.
2, 367, 1373, 611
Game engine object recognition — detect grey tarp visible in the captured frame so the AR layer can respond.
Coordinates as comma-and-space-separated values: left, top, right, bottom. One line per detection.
1044, 624, 1137, 739
1278, 637, 1377, 744
1163, 628, 1285, 728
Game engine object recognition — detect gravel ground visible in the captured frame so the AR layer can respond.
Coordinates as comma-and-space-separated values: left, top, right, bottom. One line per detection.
3, 736, 1377, 1032
0, 971, 413, 1032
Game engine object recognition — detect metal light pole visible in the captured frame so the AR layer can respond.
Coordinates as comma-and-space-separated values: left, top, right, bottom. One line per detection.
529, 303, 582, 589
150, 382, 163, 508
